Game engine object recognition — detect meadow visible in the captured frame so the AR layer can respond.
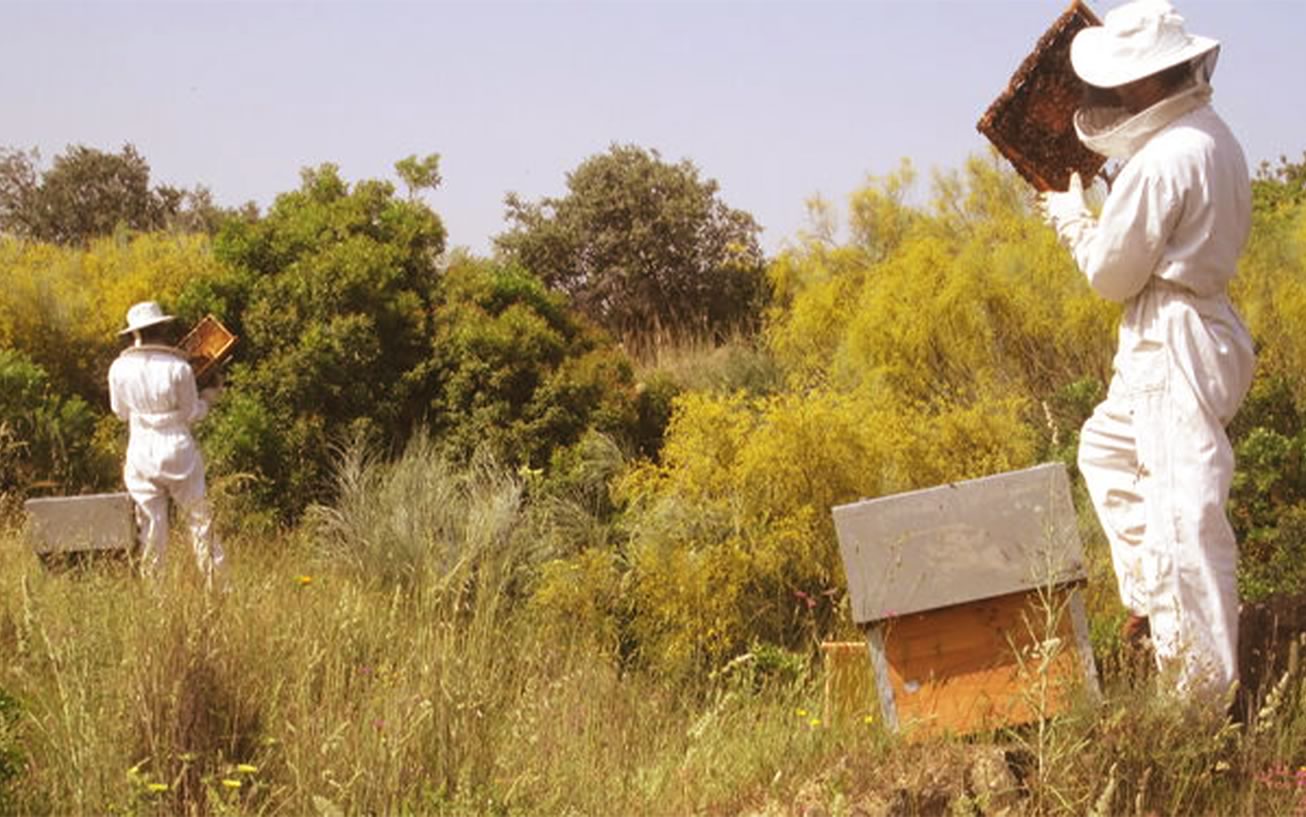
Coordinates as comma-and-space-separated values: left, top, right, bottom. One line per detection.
1, 441, 1305, 815
2, 146, 1306, 814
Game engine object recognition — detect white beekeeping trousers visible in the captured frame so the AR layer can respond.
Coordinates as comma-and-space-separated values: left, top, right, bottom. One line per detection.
1078, 314, 1246, 696
125, 449, 225, 589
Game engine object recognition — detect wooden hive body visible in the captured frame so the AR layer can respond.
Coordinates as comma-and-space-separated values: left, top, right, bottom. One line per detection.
832, 463, 1099, 735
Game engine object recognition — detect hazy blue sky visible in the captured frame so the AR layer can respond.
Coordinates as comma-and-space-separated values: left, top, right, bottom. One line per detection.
4, 1, 1303, 254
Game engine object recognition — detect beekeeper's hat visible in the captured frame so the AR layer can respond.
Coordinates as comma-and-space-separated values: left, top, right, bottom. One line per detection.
119, 301, 176, 336
1070, 0, 1219, 89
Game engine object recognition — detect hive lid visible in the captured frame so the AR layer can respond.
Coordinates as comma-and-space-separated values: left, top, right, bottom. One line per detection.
833, 463, 1086, 624
977, 0, 1106, 193
24, 492, 135, 554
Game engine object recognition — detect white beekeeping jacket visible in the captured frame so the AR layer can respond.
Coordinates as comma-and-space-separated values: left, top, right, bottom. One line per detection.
1069, 104, 1254, 424
109, 346, 211, 485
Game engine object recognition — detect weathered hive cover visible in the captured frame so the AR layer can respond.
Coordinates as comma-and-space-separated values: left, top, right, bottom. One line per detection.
833, 463, 1085, 624
976, 0, 1105, 192
24, 492, 135, 554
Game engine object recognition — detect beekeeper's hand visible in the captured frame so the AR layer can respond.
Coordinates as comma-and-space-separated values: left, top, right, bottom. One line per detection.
199, 384, 223, 406
1039, 172, 1095, 247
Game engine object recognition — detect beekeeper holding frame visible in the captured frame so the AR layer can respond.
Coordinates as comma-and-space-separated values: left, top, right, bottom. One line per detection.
109, 301, 227, 589
1041, 0, 1253, 698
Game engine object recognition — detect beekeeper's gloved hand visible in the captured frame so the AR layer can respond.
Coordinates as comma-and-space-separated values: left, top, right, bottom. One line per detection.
199, 384, 223, 406
1039, 172, 1096, 248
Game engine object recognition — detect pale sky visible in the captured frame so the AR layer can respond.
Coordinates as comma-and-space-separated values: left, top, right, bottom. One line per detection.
4, 1, 1303, 255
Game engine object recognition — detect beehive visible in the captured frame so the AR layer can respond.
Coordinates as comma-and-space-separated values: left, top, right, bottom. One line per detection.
976, 0, 1105, 193
178, 314, 238, 387
24, 492, 135, 555
832, 463, 1099, 736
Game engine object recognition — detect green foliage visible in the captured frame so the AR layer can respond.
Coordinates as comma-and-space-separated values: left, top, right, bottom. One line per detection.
1229, 166, 1306, 598
0, 144, 227, 244
589, 157, 1111, 677
1240, 504, 1306, 601
0, 348, 109, 495
612, 388, 1036, 677
0, 687, 22, 814
308, 432, 532, 592
769, 155, 1116, 401
0, 232, 224, 403
187, 163, 447, 516
496, 143, 768, 353
394, 153, 442, 200
427, 256, 643, 467
1252, 151, 1306, 216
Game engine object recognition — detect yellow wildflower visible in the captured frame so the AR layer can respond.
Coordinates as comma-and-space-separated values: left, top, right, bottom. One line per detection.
147, 782, 169, 793
296, 575, 313, 586
221, 779, 242, 789
235, 763, 258, 774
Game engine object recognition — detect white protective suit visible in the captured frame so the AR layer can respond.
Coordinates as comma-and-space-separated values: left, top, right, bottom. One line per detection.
109, 344, 226, 586
1049, 75, 1253, 694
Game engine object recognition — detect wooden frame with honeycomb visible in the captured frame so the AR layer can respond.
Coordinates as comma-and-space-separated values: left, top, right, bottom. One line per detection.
178, 314, 237, 387
977, 0, 1106, 193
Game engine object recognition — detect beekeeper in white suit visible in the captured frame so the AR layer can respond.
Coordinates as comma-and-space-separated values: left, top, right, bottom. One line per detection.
109, 301, 227, 588
1042, 0, 1253, 697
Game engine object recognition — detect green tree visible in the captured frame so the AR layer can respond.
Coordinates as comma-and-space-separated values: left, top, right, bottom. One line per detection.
0, 144, 233, 244
187, 163, 448, 516
426, 255, 642, 468
496, 144, 767, 354
0, 348, 107, 495
394, 153, 442, 201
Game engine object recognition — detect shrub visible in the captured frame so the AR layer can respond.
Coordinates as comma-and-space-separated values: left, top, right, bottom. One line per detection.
0, 233, 225, 403
613, 388, 1036, 677
0, 348, 111, 495
426, 256, 643, 468
183, 163, 447, 517
306, 431, 535, 594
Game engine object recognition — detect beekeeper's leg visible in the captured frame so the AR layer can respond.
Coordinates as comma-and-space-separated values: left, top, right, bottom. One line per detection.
1078, 380, 1152, 616
124, 459, 169, 575
130, 490, 169, 576
172, 467, 226, 590
1139, 370, 1240, 696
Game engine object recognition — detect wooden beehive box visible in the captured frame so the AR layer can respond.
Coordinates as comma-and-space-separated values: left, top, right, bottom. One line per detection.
178, 314, 237, 387
976, 0, 1105, 193
24, 492, 135, 555
832, 463, 1098, 735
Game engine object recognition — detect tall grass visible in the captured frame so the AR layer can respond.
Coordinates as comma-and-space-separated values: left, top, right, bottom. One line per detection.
0, 440, 840, 815
1, 439, 1305, 815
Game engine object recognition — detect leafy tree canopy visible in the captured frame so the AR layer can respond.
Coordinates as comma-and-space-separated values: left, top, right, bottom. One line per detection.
496, 144, 767, 355
185, 161, 448, 516
426, 254, 643, 468
0, 348, 106, 495
0, 144, 235, 245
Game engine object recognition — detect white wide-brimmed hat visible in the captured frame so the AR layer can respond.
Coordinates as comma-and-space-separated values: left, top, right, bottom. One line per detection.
1071, 0, 1219, 89
118, 301, 176, 336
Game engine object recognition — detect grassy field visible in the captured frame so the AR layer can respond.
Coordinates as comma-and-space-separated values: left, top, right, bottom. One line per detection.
1, 452, 1305, 815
